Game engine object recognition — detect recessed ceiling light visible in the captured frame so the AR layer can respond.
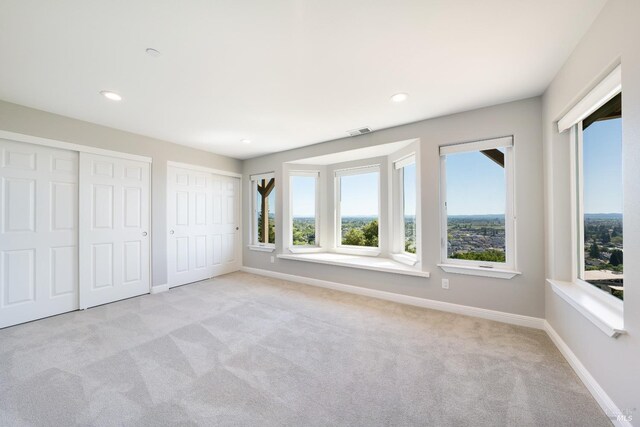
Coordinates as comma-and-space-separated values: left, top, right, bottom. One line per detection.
145, 48, 161, 57
99, 90, 122, 101
241, 139, 251, 144
390, 93, 408, 103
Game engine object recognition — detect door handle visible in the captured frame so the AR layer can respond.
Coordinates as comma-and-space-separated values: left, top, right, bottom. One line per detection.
169, 230, 174, 235
235, 227, 239, 230
142, 231, 148, 237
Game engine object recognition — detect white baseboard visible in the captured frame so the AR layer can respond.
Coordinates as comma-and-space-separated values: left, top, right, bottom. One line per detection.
544, 321, 630, 427
150, 284, 169, 294
240, 266, 545, 330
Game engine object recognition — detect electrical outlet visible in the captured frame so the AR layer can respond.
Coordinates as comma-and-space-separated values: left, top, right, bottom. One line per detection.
442, 279, 449, 289
270, 256, 275, 263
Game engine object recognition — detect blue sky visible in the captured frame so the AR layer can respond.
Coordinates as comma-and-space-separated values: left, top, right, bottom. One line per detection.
583, 118, 623, 214
340, 172, 379, 217
268, 189, 275, 213
291, 175, 316, 217
403, 163, 416, 216
446, 150, 505, 216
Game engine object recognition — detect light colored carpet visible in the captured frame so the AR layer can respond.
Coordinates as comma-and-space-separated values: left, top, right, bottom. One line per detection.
0, 272, 610, 426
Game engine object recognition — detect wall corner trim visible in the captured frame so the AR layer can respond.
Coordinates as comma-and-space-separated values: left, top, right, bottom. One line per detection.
240, 266, 545, 329
544, 320, 630, 427
150, 284, 169, 294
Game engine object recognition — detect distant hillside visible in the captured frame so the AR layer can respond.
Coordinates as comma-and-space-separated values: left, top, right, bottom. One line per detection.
584, 213, 623, 220
448, 214, 505, 221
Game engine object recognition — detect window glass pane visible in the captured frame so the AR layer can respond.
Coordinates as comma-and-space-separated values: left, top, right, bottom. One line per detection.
291, 175, 316, 246
256, 178, 276, 244
446, 150, 506, 262
403, 163, 416, 254
340, 171, 379, 247
582, 117, 623, 300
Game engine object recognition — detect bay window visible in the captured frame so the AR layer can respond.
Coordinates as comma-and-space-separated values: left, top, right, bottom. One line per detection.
279, 140, 427, 277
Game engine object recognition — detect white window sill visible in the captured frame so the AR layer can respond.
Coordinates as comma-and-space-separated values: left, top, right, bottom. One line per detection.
390, 253, 418, 266
277, 252, 430, 278
333, 246, 381, 257
438, 263, 521, 279
547, 279, 625, 338
248, 244, 276, 253
287, 246, 324, 254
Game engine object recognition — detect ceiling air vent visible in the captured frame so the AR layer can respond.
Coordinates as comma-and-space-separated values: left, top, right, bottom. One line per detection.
347, 127, 373, 137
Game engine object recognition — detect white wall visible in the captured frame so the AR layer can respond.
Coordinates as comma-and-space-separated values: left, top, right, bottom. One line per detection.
243, 97, 545, 318
0, 100, 242, 287
543, 0, 640, 415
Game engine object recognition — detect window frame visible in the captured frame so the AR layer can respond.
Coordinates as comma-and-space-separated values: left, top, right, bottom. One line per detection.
547, 65, 624, 338
334, 164, 382, 256
288, 170, 321, 251
391, 154, 419, 265
439, 136, 516, 271
573, 121, 586, 284
570, 103, 624, 306
250, 172, 276, 250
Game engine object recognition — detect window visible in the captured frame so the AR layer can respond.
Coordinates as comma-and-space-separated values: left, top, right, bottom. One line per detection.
551, 66, 624, 336
576, 93, 623, 300
440, 136, 515, 269
336, 166, 380, 249
393, 155, 417, 257
290, 171, 319, 247
251, 173, 276, 247
280, 141, 426, 274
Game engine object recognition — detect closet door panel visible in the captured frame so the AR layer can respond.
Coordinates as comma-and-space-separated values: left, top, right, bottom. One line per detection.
0, 139, 78, 328
167, 165, 241, 287
79, 153, 150, 308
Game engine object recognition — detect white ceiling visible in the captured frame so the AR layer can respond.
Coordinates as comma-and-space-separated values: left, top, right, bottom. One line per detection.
0, 0, 606, 160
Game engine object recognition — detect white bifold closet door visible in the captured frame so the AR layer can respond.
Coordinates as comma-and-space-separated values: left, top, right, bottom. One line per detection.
79, 153, 150, 309
167, 165, 240, 288
0, 139, 79, 328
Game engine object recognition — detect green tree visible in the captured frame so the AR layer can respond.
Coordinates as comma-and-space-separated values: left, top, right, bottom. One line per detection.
611, 226, 620, 238
404, 218, 416, 253
292, 218, 316, 245
293, 229, 306, 245
609, 249, 623, 266
405, 240, 416, 254
589, 240, 600, 258
451, 249, 505, 262
258, 211, 275, 244
362, 220, 378, 247
342, 228, 366, 246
